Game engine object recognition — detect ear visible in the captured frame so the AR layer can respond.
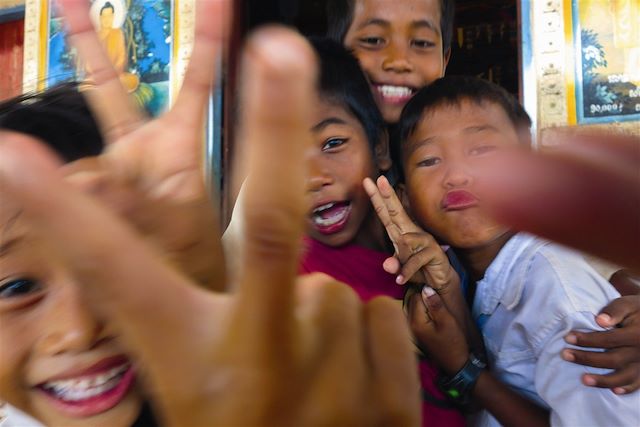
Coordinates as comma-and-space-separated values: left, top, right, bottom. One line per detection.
374, 129, 392, 173
442, 48, 452, 74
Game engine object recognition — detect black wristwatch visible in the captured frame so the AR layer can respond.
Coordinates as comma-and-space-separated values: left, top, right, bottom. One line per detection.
437, 353, 486, 406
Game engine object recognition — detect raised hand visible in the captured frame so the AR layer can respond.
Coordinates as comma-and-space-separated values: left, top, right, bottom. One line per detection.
363, 175, 483, 353
363, 175, 457, 290
55, 0, 227, 289
0, 28, 421, 427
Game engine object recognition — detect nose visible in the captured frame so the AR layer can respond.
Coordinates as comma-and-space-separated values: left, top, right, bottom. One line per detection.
442, 161, 472, 189
36, 280, 106, 356
306, 153, 333, 192
382, 40, 413, 73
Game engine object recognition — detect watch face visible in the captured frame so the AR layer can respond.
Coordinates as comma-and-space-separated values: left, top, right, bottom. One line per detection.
447, 389, 461, 399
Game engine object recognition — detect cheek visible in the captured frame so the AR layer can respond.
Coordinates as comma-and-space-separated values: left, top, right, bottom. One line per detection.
416, 56, 444, 84
350, 50, 378, 77
0, 320, 34, 406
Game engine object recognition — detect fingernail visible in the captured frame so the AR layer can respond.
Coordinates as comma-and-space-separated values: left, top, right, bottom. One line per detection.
396, 275, 405, 285
583, 375, 596, 386
564, 334, 577, 344
562, 350, 575, 362
613, 387, 626, 395
597, 313, 612, 326
422, 286, 436, 298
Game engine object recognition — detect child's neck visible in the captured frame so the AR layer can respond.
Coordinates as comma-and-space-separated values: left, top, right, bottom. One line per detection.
455, 231, 515, 282
353, 211, 392, 252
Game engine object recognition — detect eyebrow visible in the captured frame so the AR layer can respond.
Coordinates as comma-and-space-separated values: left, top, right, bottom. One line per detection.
463, 125, 499, 134
403, 136, 436, 158
311, 117, 348, 132
0, 237, 22, 258
411, 19, 439, 33
0, 210, 23, 258
357, 18, 439, 33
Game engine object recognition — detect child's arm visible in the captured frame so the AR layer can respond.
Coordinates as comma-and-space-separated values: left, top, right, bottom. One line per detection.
407, 289, 550, 427
363, 176, 482, 351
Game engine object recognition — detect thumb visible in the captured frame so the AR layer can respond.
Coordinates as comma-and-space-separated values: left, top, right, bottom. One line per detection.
421, 286, 446, 323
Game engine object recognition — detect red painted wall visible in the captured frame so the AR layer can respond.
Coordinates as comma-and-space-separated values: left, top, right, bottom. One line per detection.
0, 19, 24, 100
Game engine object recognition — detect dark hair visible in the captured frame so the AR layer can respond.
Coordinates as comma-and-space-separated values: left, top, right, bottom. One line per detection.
326, 0, 455, 54
0, 83, 104, 162
100, 1, 115, 15
397, 76, 531, 169
310, 37, 386, 157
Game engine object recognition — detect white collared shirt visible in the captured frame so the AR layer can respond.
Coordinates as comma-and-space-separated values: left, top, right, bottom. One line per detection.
471, 233, 640, 427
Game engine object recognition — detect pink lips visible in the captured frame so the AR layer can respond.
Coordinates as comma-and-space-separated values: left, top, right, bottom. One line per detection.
442, 190, 479, 210
37, 356, 136, 418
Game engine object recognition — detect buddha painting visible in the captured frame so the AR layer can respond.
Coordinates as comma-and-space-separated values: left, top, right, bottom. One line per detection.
90, 0, 139, 93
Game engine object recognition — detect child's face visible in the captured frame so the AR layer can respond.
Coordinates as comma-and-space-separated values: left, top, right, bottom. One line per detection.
0, 207, 142, 427
344, 0, 448, 123
402, 100, 518, 249
306, 98, 389, 247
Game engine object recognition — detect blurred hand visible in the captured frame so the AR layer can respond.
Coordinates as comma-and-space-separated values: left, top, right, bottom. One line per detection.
56, 0, 227, 289
0, 27, 421, 427
475, 131, 640, 271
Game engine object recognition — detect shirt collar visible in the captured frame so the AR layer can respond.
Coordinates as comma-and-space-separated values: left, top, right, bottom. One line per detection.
472, 233, 539, 317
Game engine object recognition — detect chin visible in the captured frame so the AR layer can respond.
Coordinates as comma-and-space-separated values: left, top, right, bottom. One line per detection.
381, 107, 402, 124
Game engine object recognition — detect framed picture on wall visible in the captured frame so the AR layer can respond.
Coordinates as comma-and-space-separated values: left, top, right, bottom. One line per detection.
23, 0, 196, 116
571, 0, 640, 125
520, 0, 639, 136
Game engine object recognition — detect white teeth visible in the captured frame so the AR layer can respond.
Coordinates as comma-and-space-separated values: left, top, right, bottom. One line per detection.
312, 204, 350, 227
313, 202, 335, 214
378, 85, 413, 98
43, 363, 130, 402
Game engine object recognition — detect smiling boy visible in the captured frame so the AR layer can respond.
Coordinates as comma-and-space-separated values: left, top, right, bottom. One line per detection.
327, 0, 454, 123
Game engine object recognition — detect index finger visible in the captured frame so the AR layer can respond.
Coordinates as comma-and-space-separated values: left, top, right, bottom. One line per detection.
57, 0, 145, 142
236, 29, 317, 332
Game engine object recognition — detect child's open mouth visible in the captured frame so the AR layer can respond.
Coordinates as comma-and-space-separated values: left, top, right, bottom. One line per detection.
311, 201, 352, 234
36, 357, 135, 418
374, 84, 416, 105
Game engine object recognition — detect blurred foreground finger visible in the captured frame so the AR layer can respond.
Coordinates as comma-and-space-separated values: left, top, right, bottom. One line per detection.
365, 297, 421, 426
475, 148, 640, 271
57, 0, 145, 141
237, 28, 317, 331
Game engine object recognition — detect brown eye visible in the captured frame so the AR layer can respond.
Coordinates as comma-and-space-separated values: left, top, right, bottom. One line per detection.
412, 39, 435, 49
359, 37, 385, 47
0, 278, 42, 299
322, 138, 348, 151
417, 157, 440, 167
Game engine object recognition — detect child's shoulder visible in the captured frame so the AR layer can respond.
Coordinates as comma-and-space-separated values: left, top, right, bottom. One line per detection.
516, 234, 619, 314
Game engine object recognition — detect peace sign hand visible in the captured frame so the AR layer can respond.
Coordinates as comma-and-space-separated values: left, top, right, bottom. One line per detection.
363, 175, 458, 291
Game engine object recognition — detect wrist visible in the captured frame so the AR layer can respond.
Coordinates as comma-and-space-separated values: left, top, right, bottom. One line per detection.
438, 352, 486, 406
